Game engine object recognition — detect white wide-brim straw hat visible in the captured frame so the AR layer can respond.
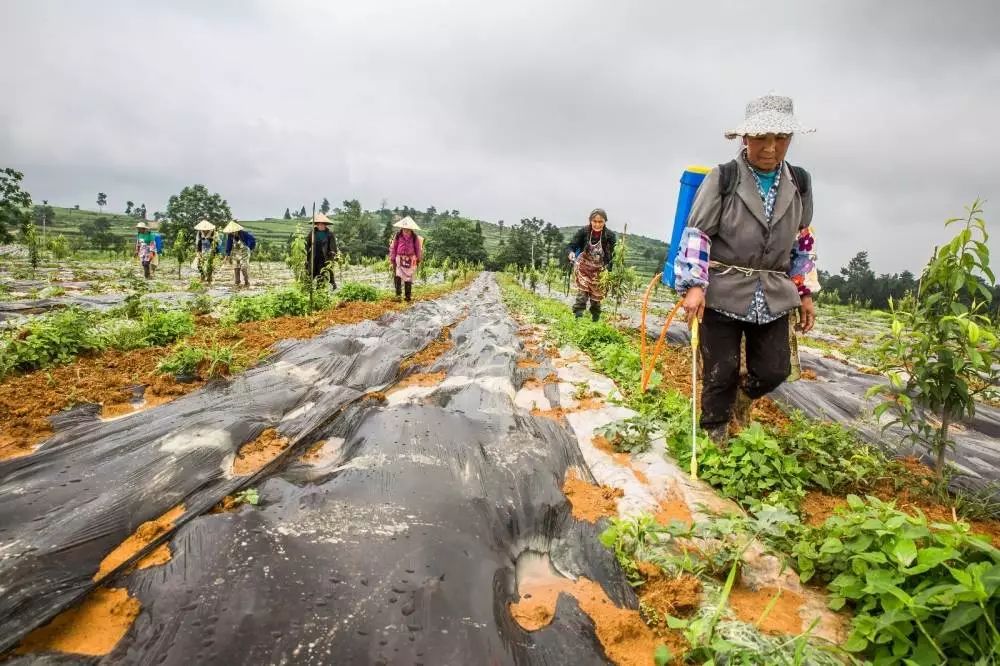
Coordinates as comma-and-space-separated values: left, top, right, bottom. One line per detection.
392, 216, 421, 231
725, 94, 815, 139
194, 220, 215, 231
312, 212, 332, 225
222, 221, 244, 233
135, 222, 149, 229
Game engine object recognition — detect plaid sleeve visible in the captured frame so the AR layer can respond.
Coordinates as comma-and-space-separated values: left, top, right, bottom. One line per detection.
789, 226, 820, 296
673, 227, 711, 292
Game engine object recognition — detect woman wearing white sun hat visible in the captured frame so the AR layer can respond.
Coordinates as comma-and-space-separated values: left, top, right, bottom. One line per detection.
674, 94, 821, 444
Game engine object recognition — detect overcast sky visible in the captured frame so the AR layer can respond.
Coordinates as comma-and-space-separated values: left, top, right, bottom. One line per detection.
2, 0, 998, 273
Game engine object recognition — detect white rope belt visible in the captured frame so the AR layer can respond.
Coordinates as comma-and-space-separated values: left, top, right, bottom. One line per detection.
709, 261, 786, 277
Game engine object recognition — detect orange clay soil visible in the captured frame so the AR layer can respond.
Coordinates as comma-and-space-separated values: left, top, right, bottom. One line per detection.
94, 505, 185, 581
210, 495, 239, 514
727, 585, 805, 636
593, 434, 633, 467
653, 490, 694, 529
510, 575, 686, 666
0, 301, 403, 461
532, 396, 607, 422
232, 428, 290, 476
562, 468, 623, 523
298, 439, 328, 462
636, 562, 701, 621
0, 279, 477, 462
16, 587, 141, 657
399, 324, 459, 372
387, 371, 447, 394
516, 359, 541, 369
800, 368, 818, 380
590, 434, 662, 495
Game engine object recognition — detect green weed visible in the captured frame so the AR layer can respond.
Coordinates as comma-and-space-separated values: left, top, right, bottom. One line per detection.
793, 494, 1000, 664
337, 282, 380, 303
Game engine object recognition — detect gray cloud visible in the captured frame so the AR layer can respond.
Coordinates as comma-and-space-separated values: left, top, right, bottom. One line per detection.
1, 0, 998, 273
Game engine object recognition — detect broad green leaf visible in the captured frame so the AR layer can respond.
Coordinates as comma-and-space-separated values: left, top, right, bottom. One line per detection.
665, 615, 688, 630
820, 537, 844, 554
846, 494, 865, 511
915, 546, 959, 569
842, 634, 868, 653
891, 538, 918, 567
967, 321, 980, 344
653, 644, 672, 666
940, 603, 983, 635
982, 564, 1000, 596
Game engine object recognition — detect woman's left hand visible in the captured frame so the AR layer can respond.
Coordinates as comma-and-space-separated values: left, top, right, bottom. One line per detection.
797, 295, 815, 333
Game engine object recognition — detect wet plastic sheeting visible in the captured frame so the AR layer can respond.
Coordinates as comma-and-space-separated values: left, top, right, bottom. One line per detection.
0, 280, 480, 652
774, 354, 1000, 493
100, 280, 628, 665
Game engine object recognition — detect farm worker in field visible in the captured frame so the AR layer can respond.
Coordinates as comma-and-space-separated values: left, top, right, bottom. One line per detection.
222, 220, 252, 289
135, 222, 157, 279
388, 216, 423, 302
567, 208, 617, 322
193, 220, 216, 282
150, 230, 163, 277
306, 213, 339, 288
674, 94, 820, 444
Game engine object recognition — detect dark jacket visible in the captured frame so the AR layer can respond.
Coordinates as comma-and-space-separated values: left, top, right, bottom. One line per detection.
568, 226, 617, 269
306, 229, 337, 265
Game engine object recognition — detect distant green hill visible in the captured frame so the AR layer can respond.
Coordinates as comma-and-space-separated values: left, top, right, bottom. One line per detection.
41, 206, 668, 273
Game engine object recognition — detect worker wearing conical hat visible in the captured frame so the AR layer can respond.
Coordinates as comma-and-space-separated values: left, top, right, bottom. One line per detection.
194, 220, 217, 283
134, 221, 156, 279
222, 220, 252, 289
305, 213, 339, 288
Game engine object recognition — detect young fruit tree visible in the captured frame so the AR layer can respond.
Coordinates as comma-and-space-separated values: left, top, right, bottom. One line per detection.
598, 225, 641, 317
870, 200, 1000, 475
172, 229, 189, 279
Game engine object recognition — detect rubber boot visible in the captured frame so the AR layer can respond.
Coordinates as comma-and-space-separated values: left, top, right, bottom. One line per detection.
730, 388, 753, 432
394, 276, 403, 301
241, 266, 249, 288
404, 282, 412, 302
590, 301, 601, 322
705, 423, 729, 446
234, 268, 242, 288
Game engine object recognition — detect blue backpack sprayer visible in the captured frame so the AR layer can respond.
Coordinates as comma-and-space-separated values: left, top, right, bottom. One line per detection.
638, 166, 710, 479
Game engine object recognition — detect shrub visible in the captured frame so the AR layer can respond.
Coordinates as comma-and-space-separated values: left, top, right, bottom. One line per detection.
793, 495, 1000, 664
97, 319, 147, 351
268, 287, 310, 317
187, 293, 214, 316
0, 308, 100, 377
156, 345, 205, 377
337, 282, 380, 303
139, 309, 195, 346
226, 293, 275, 323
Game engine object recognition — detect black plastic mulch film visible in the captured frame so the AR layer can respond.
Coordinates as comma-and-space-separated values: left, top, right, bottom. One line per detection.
0, 277, 632, 665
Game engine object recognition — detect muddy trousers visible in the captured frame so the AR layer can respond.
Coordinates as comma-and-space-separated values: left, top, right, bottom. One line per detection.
572, 291, 601, 321
234, 267, 249, 286
394, 276, 412, 301
699, 308, 790, 430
